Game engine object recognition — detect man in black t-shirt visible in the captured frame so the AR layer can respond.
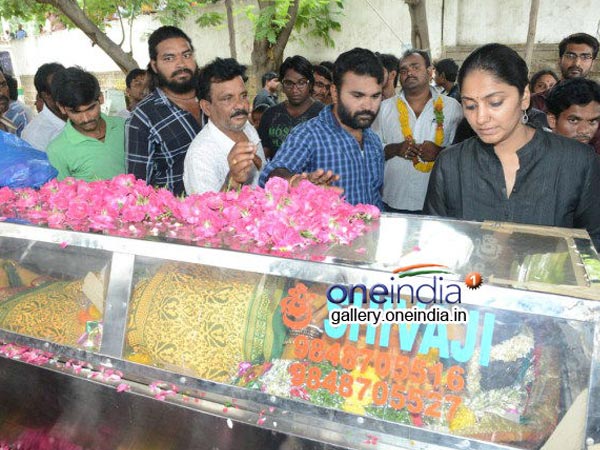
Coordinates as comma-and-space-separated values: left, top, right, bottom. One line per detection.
258, 56, 324, 159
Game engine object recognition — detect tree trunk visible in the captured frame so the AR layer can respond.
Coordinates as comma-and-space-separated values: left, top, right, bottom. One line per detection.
37, 0, 139, 73
250, 0, 300, 92
225, 0, 237, 59
524, 0, 540, 69
405, 0, 430, 51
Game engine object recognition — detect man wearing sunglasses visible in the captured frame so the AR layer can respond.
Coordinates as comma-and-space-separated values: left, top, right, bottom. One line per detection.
257, 55, 324, 160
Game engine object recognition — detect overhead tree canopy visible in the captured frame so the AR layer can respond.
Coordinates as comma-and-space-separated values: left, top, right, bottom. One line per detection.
0, 0, 344, 80
190, 0, 345, 90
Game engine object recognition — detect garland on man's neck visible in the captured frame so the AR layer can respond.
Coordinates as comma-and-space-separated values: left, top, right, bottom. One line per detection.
396, 96, 445, 173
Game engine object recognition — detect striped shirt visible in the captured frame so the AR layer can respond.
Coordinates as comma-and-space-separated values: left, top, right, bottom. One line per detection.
260, 105, 384, 208
126, 88, 201, 196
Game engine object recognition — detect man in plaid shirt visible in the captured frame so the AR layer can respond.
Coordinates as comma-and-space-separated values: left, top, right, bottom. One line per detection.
126, 26, 202, 196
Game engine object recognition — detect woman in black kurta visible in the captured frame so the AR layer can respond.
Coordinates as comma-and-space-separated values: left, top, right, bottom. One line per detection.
424, 44, 600, 251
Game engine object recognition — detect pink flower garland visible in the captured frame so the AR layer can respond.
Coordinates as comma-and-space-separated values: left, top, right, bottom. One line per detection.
0, 175, 379, 253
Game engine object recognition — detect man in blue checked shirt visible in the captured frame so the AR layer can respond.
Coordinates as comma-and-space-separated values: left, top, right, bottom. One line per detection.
259, 48, 385, 209
126, 26, 202, 196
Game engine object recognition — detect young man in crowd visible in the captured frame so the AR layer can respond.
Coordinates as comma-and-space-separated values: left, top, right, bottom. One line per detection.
126, 26, 201, 196
260, 48, 385, 208
378, 53, 400, 100
257, 55, 324, 159
253, 71, 279, 108
433, 58, 460, 102
312, 64, 333, 105
0, 70, 29, 137
372, 49, 462, 213
530, 32, 599, 153
22, 63, 67, 151
184, 58, 266, 194
47, 67, 125, 181
117, 68, 149, 119
546, 78, 600, 146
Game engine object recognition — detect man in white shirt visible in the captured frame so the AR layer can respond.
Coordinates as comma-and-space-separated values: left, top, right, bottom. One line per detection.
373, 49, 463, 213
22, 63, 66, 151
184, 58, 265, 194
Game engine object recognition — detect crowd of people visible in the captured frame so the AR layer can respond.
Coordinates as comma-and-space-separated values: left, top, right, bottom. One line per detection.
1, 26, 599, 249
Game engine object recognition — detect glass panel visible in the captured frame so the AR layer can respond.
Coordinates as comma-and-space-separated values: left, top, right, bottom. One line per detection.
124, 257, 593, 449
0, 236, 111, 350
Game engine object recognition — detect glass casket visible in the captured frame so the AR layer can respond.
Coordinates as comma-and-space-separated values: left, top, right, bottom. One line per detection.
0, 214, 598, 450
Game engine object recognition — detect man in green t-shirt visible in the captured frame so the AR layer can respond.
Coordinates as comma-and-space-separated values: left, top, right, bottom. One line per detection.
47, 67, 125, 181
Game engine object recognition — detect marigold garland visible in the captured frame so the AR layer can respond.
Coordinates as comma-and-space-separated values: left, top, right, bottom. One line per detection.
396, 96, 445, 173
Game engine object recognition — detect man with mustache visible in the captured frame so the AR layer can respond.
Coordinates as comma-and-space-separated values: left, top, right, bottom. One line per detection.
546, 78, 600, 146
531, 33, 600, 154
46, 67, 125, 181
372, 49, 462, 213
126, 26, 201, 196
184, 58, 265, 194
260, 48, 385, 208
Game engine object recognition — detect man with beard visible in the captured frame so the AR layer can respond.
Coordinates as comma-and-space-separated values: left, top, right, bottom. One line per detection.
546, 78, 600, 146
372, 49, 462, 213
47, 67, 125, 181
22, 63, 67, 151
260, 48, 385, 208
184, 58, 265, 194
126, 26, 201, 196
257, 55, 324, 160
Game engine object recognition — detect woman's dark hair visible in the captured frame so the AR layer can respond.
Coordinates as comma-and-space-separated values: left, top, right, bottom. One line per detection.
333, 47, 384, 91
457, 43, 529, 95
197, 57, 247, 101
148, 26, 193, 61
546, 78, 600, 117
529, 69, 559, 93
51, 66, 101, 109
279, 55, 314, 85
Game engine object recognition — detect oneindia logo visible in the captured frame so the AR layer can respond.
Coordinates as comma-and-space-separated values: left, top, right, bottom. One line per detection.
326, 264, 469, 327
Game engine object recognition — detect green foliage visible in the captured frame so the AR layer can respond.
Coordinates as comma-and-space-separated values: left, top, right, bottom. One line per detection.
295, 0, 342, 47
193, 0, 344, 47
195, 11, 224, 27
0, 1, 52, 27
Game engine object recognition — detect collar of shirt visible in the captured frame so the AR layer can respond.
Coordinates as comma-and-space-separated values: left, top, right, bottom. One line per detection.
399, 86, 443, 105
39, 104, 66, 128
205, 118, 258, 147
479, 126, 542, 168
64, 113, 114, 144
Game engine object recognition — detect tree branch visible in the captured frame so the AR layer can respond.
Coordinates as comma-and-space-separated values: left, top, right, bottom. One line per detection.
116, 4, 125, 47
272, 0, 300, 58
36, 0, 138, 73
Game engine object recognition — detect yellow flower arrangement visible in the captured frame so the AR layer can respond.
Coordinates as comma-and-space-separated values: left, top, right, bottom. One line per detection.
396, 96, 445, 173
342, 366, 381, 415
